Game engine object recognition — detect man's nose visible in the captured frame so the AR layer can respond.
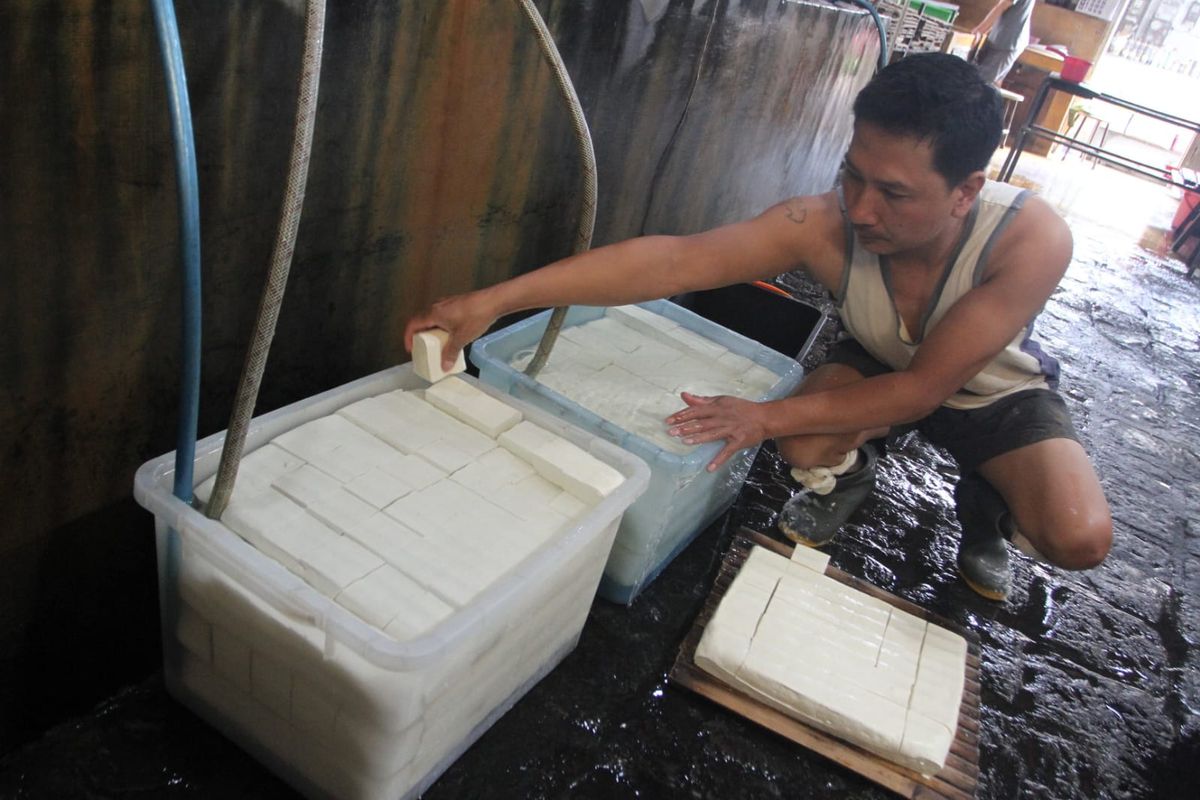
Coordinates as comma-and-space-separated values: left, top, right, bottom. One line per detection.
846, 188, 879, 227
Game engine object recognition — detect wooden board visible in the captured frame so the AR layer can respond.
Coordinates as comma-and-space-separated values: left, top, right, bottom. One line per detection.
669, 528, 981, 799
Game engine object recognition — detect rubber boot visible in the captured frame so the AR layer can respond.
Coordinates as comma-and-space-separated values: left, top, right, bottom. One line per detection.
777, 444, 878, 547
954, 473, 1015, 602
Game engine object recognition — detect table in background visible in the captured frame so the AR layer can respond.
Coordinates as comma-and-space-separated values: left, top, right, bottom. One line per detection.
998, 75, 1200, 276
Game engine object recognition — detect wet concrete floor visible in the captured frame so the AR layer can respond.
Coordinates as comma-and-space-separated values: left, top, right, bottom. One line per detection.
1, 163, 1198, 798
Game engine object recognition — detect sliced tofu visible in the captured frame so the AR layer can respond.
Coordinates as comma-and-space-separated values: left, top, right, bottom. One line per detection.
336, 564, 453, 636
411, 329, 466, 383
450, 448, 536, 497
499, 420, 623, 504
298, 534, 385, 597
424, 377, 522, 438
788, 543, 831, 573
694, 544, 965, 775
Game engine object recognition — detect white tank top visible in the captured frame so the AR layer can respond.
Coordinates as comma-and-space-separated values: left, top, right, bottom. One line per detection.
834, 180, 1060, 410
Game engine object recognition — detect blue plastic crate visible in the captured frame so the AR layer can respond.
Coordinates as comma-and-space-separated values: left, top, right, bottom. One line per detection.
470, 299, 814, 603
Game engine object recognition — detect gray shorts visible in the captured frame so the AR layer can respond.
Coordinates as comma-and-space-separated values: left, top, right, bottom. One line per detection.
826, 338, 1080, 474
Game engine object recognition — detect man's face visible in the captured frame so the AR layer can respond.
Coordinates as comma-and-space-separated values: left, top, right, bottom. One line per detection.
840, 122, 978, 257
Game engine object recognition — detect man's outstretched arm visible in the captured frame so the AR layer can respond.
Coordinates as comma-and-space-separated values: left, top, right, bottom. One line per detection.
403, 194, 845, 370
669, 196, 1073, 469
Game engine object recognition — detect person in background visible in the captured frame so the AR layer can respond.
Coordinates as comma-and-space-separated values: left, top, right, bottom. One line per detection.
972, 0, 1036, 85
405, 54, 1112, 602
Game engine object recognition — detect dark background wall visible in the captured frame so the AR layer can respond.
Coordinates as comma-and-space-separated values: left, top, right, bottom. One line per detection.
0, 0, 876, 751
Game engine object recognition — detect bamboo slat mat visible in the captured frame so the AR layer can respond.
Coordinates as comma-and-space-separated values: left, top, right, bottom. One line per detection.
669, 528, 981, 799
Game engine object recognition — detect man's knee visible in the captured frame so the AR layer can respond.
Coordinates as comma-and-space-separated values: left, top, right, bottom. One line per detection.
776, 433, 866, 470
1029, 508, 1113, 570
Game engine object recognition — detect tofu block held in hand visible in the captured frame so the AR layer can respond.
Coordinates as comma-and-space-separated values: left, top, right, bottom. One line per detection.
413, 329, 467, 383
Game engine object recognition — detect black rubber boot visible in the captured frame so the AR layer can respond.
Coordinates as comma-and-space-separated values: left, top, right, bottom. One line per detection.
777, 444, 878, 547
954, 473, 1015, 602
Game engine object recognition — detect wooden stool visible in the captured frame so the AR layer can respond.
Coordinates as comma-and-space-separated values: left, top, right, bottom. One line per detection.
998, 88, 1024, 149
1173, 195, 1200, 278
1059, 110, 1111, 167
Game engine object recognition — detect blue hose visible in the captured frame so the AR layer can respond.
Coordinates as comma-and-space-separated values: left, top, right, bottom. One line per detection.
848, 0, 889, 73
150, 0, 202, 504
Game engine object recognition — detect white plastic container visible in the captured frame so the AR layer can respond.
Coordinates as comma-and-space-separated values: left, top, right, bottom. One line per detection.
134, 366, 649, 800
470, 300, 808, 604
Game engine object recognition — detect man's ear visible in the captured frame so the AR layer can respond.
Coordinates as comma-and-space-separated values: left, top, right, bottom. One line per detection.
952, 171, 986, 217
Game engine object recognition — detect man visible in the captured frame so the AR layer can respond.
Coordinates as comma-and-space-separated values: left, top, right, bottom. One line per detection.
972, 0, 1036, 85
404, 54, 1111, 601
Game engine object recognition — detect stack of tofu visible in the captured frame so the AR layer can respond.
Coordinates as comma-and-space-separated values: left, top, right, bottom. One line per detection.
695, 545, 966, 775
195, 377, 624, 642
513, 305, 780, 454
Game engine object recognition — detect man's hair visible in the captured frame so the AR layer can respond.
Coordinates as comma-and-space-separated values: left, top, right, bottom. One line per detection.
852, 53, 1004, 187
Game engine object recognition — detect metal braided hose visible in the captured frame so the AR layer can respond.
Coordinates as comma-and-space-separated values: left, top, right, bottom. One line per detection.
513, 0, 598, 378
206, 0, 326, 519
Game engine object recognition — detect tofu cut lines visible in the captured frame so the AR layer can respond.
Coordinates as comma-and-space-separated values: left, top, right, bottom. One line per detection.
513, 305, 782, 454
194, 379, 624, 640
694, 546, 967, 776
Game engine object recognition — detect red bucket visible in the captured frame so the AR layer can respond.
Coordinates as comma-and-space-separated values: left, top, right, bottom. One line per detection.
1048, 47, 1091, 83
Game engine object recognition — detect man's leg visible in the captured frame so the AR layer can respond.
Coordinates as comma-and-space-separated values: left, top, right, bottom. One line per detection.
775, 361, 890, 546
932, 389, 1113, 599
775, 362, 889, 470
976, 438, 1112, 570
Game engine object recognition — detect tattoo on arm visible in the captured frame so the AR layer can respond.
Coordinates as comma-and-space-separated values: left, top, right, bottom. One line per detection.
784, 200, 807, 225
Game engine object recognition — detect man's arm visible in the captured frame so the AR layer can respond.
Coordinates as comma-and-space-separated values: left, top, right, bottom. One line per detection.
404, 193, 846, 368
972, 0, 1016, 37
670, 197, 1073, 468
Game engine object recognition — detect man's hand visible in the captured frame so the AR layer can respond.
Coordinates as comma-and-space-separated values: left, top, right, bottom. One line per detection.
666, 392, 770, 472
403, 291, 497, 373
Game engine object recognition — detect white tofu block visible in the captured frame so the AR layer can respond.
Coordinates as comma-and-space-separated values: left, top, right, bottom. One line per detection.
347, 514, 480, 607
306, 489, 378, 536
250, 649, 293, 719
300, 534, 385, 597
273, 416, 402, 484
577, 316, 648, 353
345, 467, 412, 509
223, 484, 309, 542
487, 473, 560, 519
338, 564, 454, 636
742, 364, 781, 394
291, 674, 338, 737
339, 395, 438, 452
384, 590, 455, 641
415, 438, 476, 473
715, 350, 756, 376
412, 329, 466, 383
255, 510, 343, 575
450, 448, 535, 496
499, 421, 623, 503
550, 490, 587, 520
337, 567, 398, 629
424, 377, 522, 438
222, 488, 319, 561
175, 604, 213, 663
661, 325, 729, 361
923, 624, 969, 661
388, 480, 528, 569
560, 322, 638, 365
377, 452, 446, 494
694, 543, 963, 775
272, 463, 342, 507
368, 391, 497, 461
543, 335, 614, 371
307, 445, 375, 483
212, 626, 252, 693
788, 544, 831, 573
901, 713, 957, 776
615, 340, 685, 380
605, 304, 680, 335
196, 443, 307, 505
